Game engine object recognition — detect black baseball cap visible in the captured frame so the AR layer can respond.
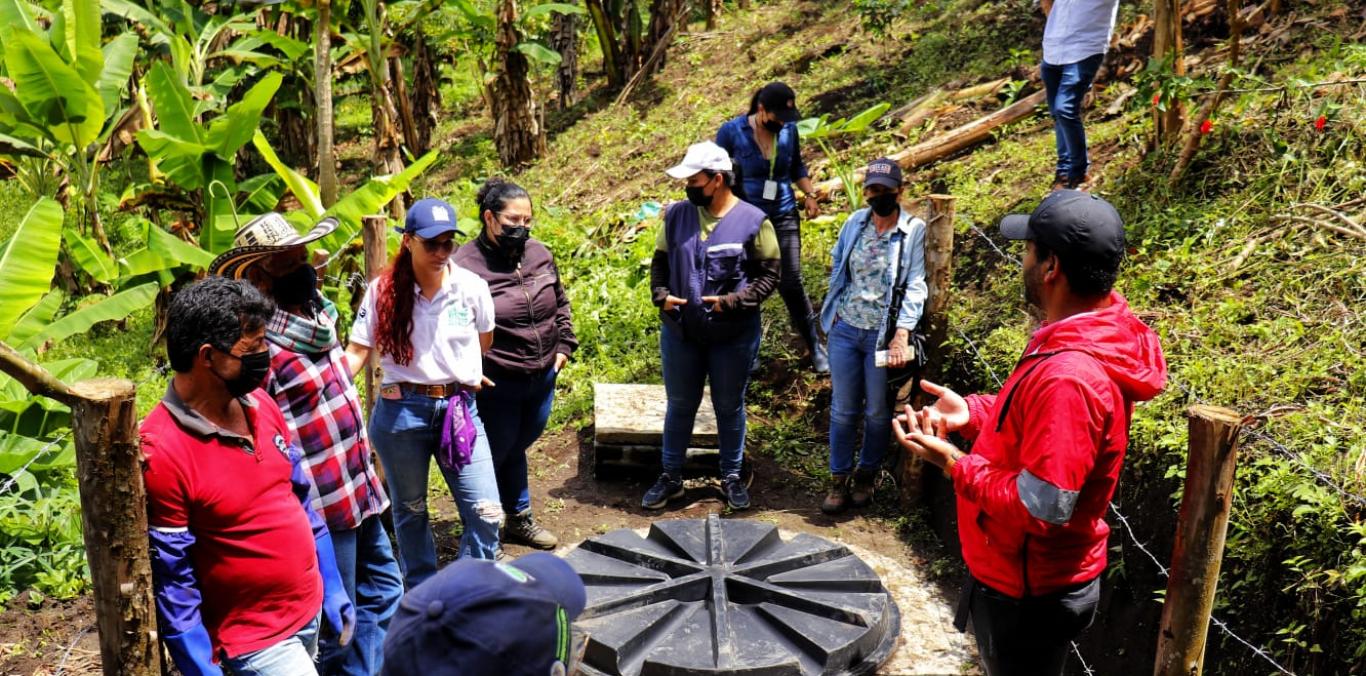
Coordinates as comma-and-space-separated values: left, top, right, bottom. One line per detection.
863, 157, 903, 189
756, 82, 799, 123
999, 190, 1125, 260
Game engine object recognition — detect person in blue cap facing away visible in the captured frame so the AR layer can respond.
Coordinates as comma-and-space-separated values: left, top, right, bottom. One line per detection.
345, 197, 505, 589
381, 552, 588, 676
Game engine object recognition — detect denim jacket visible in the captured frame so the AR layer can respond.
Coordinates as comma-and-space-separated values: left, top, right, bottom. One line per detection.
819, 207, 928, 349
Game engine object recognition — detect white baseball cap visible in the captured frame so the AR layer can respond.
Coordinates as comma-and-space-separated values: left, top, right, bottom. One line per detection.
665, 141, 733, 179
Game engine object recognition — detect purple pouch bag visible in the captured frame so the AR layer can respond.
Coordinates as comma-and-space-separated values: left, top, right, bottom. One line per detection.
437, 391, 477, 473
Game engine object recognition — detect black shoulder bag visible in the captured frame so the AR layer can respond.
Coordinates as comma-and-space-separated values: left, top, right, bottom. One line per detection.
883, 228, 928, 406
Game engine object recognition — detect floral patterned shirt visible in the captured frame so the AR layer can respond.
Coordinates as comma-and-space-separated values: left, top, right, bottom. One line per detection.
836, 219, 897, 331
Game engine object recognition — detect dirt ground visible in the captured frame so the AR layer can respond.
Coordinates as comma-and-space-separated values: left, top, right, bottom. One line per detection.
0, 424, 978, 675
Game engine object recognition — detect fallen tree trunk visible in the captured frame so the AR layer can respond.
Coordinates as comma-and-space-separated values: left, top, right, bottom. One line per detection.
814, 90, 1047, 198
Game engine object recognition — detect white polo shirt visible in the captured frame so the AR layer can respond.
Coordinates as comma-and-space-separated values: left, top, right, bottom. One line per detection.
1042, 0, 1120, 66
351, 262, 495, 387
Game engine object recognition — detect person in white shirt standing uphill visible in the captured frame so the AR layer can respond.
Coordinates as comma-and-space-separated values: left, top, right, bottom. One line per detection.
1040, 0, 1120, 190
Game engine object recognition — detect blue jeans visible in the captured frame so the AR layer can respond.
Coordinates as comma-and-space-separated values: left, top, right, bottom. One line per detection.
478, 367, 558, 515
316, 515, 403, 676
659, 317, 762, 477
223, 617, 319, 675
827, 319, 890, 476
1041, 54, 1104, 182
368, 391, 502, 590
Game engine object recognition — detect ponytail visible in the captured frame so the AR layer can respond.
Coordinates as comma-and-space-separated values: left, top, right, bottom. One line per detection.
375, 244, 417, 366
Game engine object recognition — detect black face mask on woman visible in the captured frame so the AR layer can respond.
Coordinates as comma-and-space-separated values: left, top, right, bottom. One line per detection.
271, 263, 318, 309
498, 226, 530, 258
686, 183, 715, 208
762, 117, 785, 134
216, 349, 271, 398
867, 193, 900, 217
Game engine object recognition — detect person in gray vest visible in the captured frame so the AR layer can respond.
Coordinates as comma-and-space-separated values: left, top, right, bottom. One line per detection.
644, 141, 781, 511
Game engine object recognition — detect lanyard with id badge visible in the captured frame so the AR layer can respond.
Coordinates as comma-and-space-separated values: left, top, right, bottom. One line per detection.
761, 128, 780, 201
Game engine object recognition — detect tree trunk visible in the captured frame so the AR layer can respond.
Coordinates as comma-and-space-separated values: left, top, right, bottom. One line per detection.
411, 29, 440, 151
491, 0, 547, 168
391, 53, 422, 154
316, 0, 338, 207
1152, 0, 1186, 144
586, 0, 624, 87
704, 0, 720, 30
1169, 0, 1241, 184
364, 0, 407, 220
642, 0, 686, 77
551, 5, 580, 110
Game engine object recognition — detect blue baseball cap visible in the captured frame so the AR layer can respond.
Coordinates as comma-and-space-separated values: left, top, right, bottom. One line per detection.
381, 552, 588, 676
397, 198, 459, 239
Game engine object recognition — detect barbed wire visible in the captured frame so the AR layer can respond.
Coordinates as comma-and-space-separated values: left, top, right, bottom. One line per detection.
0, 430, 72, 495
1070, 642, 1096, 676
967, 223, 1021, 266
952, 326, 1004, 388
954, 331, 1300, 676
52, 625, 93, 676
325, 271, 368, 289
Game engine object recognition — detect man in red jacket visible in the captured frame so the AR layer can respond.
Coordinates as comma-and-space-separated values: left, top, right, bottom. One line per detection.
894, 190, 1167, 675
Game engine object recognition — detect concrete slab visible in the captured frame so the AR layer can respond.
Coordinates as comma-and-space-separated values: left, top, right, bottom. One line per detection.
593, 383, 719, 447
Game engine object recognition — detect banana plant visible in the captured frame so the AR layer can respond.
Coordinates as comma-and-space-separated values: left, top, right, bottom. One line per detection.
798, 102, 892, 211
0, 0, 139, 252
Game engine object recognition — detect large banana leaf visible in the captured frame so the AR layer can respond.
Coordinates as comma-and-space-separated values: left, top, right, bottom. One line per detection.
0, 0, 38, 35
136, 129, 206, 189
0, 198, 62, 338
18, 281, 157, 350
62, 0, 102, 86
147, 221, 215, 269
4, 31, 103, 148
205, 71, 281, 157
317, 150, 439, 253
100, 0, 170, 44
96, 33, 138, 117
7, 290, 63, 345
63, 226, 117, 282
252, 129, 323, 218
202, 158, 238, 254
239, 174, 283, 213
247, 30, 309, 61
145, 61, 201, 144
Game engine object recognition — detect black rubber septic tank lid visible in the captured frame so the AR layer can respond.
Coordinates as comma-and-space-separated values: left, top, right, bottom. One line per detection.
564, 514, 900, 675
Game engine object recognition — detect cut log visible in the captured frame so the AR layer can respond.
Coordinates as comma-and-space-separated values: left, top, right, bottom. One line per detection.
814, 90, 1046, 198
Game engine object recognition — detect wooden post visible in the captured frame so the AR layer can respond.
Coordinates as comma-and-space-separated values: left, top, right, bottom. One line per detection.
1154, 405, 1243, 676
1152, 0, 1186, 144
69, 379, 161, 675
361, 215, 389, 412
898, 195, 955, 506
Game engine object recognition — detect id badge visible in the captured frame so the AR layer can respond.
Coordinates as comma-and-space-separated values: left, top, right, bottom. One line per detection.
875, 350, 888, 368
762, 180, 778, 200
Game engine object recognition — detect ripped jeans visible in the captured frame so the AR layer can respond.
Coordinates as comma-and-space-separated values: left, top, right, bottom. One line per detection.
368, 389, 502, 589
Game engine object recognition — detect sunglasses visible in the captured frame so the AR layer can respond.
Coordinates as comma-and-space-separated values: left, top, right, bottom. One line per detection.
415, 235, 456, 254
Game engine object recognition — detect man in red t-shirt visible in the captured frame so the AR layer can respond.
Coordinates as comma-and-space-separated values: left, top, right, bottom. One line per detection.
142, 278, 355, 675
894, 191, 1167, 676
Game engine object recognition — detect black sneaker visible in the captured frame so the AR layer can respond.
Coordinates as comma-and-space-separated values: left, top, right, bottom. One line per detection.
722, 474, 751, 510
642, 473, 685, 509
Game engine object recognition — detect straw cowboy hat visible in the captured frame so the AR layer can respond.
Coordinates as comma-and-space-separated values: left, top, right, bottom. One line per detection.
208, 213, 339, 279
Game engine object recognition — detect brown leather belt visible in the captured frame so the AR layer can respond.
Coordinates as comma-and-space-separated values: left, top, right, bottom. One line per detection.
398, 382, 468, 398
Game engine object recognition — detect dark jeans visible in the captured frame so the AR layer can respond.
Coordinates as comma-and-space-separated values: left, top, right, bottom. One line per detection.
772, 210, 818, 342
827, 319, 889, 475
477, 367, 558, 515
960, 575, 1101, 676
316, 515, 403, 676
1041, 54, 1104, 182
659, 316, 762, 477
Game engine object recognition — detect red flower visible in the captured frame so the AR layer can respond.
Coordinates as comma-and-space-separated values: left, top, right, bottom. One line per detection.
1152, 93, 1161, 106
1199, 119, 1213, 135
1315, 115, 1327, 132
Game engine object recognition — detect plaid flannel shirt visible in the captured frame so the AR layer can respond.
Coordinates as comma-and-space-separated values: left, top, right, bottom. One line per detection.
265, 308, 388, 532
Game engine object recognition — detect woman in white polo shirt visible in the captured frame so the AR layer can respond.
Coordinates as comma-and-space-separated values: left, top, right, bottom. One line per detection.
345, 198, 502, 588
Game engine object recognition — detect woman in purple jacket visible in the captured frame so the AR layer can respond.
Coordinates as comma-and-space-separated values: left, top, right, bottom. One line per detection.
453, 179, 577, 551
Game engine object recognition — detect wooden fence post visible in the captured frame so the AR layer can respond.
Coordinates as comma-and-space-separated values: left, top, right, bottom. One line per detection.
898, 195, 955, 505
361, 215, 389, 412
1154, 405, 1244, 676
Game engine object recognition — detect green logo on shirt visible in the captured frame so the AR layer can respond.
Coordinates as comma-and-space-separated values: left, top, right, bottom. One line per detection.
444, 304, 473, 328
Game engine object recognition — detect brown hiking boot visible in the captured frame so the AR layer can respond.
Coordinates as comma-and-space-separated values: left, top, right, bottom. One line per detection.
821, 474, 850, 514
505, 509, 558, 550
850, 468, 877, 508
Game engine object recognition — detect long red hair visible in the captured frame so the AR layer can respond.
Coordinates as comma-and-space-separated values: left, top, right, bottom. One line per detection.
374, 245, 416, 366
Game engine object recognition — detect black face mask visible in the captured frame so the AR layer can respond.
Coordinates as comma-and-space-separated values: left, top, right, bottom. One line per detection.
867, 193, 900, 217
686, 184, 714, 208
216, 349, 270, 398
272, 263, 318, 309
762, 117, 785, 134
498, 226, 530, 258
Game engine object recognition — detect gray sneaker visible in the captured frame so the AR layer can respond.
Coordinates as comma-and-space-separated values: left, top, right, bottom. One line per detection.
642, 473, 685, 509
722, 474, 751, 510
505, 509, 558, 550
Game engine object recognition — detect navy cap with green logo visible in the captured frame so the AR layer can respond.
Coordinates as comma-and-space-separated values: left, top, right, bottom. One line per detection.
999, 189, 1125, 260
381, 552, 587, 676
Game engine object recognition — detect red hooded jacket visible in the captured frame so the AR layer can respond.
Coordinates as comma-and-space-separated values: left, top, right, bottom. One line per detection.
951, 292, 1167, 598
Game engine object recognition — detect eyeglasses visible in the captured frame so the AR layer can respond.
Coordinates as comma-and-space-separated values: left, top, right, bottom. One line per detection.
415, 235, 456, 253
